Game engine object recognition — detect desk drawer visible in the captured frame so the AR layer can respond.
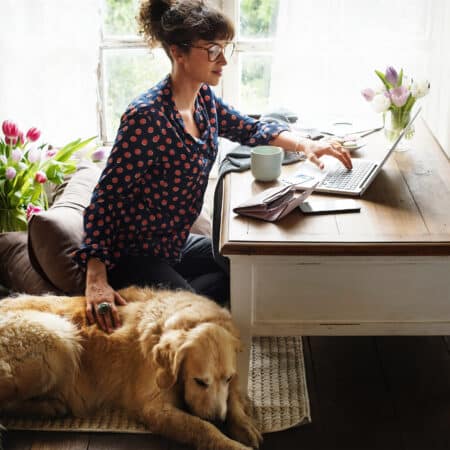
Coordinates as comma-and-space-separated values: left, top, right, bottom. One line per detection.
230, 255, 450, 333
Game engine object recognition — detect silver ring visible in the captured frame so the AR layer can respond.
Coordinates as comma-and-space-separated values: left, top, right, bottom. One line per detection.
97, 302, 112, 315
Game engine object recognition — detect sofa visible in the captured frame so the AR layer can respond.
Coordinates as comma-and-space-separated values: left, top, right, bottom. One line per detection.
0, 161, 212, 297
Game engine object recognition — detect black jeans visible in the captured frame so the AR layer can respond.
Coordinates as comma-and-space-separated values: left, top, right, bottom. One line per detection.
108, 234, 229, 305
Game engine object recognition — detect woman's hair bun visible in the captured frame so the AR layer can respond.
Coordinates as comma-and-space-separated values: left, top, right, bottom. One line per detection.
138, 0, 175, 47
138, 0, 234, 57
149, 0, 174, 23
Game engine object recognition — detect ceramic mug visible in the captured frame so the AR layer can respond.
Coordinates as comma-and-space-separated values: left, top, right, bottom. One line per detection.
251, 146, 283, 182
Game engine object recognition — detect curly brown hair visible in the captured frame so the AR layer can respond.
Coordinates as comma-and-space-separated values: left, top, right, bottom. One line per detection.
137, 0, 235, 58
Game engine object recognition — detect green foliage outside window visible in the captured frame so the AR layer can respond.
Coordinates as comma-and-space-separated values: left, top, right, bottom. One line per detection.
103, 0, 140, 36
241, 54, 272, 113
240, 0, 279, 38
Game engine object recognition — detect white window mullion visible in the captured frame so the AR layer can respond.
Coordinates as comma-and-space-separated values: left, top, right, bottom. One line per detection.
221, 0, 240, 106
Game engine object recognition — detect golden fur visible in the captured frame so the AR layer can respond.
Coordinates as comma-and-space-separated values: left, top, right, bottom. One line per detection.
0, 286, 262, 450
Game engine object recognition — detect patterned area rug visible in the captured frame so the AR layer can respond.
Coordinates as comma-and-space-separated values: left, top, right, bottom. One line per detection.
1, 336, 310, 434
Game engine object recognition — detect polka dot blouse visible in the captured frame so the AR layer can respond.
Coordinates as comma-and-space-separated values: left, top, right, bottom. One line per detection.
73, 75, 289, 270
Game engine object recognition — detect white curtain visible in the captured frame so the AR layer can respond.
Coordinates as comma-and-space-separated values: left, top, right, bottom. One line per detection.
268, 0, 449, 155
0, 0, 100, 146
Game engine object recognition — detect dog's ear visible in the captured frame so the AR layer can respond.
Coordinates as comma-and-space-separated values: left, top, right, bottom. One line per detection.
152, 329, 189, 389
139, 322, 163, 360
231, 333, 243, 353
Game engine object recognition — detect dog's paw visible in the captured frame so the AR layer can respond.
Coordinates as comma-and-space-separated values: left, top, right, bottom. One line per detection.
37, 398, 69, 417
227, 414, 263, 449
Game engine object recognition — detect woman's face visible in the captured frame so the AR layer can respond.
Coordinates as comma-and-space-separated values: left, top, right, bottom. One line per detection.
175, 39, 233, 86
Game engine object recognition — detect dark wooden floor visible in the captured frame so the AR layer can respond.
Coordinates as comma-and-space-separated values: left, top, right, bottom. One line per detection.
4, 336, 450, 450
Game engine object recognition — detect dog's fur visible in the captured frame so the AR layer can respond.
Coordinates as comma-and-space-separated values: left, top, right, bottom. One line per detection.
0, 287, 262, 450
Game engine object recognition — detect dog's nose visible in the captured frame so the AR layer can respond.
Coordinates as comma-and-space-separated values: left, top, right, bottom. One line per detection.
215, 403, 227, 422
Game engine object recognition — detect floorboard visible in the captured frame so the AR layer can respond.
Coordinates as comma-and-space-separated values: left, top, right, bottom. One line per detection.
33, 432, 88, 450
376, 336, 450, 450
88, 433, 167, 450
308, 336, 402, 450
3, 431, 33, 450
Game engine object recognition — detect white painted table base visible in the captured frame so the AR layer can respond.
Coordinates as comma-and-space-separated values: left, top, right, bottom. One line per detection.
230, 254, 450, 393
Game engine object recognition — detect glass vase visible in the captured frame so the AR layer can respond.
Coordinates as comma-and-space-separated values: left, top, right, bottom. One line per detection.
0, 207, 27, 233
383, 109, 416, 152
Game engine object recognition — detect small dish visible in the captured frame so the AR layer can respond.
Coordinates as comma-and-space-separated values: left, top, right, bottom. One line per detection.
342, 140, 365, 152
325, 137, 366, 153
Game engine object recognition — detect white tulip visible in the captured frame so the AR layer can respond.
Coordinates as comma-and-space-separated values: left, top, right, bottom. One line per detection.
27, 147, 41, 163
372, 94, 391, 113
411, 79, 430, 98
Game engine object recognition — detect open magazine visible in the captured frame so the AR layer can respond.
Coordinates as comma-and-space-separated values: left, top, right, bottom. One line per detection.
233, 182, 319, 222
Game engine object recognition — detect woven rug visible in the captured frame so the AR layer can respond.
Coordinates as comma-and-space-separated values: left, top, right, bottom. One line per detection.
1, 336, 310, 434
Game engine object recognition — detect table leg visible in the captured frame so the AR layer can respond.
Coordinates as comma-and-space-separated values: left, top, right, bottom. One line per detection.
229, 257, 253, 395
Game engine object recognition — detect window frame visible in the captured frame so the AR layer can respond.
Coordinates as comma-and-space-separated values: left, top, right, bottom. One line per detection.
221, 0, 275, 110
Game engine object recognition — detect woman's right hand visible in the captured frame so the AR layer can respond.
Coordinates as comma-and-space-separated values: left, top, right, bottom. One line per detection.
85, 280, 127, 334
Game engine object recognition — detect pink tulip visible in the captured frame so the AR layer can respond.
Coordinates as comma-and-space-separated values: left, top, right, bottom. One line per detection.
5, 136, 18, 145
385, 66, 399, 86
361, 88, 375, 102
34, 171, 47, 183
2, 120, 19, 138
389, 86, 410, 107
45, 148, 57, 158
5, 166, 16, 180
26, 203, 43, 221
26, 127, 41, 142
18, 131, 25, 145
91, 147, 107, 162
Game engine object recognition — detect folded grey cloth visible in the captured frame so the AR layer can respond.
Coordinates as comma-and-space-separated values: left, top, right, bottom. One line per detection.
212, 113, 303, 273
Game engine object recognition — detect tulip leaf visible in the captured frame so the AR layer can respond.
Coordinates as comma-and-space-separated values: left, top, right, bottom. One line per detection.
54, 136, 96, 162
46, 164, 65, 184
375, 70, 390, 90
398, 68, 403, 87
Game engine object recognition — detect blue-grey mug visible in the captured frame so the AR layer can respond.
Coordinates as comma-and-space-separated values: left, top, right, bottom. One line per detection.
251, 146, 283, 182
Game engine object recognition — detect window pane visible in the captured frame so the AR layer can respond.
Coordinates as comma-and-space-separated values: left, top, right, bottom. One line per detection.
103, 48, 171, 141
103, 0, 140, 36
240, 54, 272, 113
239, 0, 280, 38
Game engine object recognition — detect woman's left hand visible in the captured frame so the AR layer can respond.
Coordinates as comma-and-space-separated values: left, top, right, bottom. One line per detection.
303, 140, 353, 170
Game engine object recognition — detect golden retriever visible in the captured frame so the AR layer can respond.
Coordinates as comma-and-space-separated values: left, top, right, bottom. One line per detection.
0, 286, 262, 450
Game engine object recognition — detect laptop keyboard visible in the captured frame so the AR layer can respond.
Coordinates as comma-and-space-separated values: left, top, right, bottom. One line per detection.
320, 159, 376, 191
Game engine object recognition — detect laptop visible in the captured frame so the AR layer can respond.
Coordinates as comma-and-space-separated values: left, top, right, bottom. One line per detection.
307, 108, 421, 196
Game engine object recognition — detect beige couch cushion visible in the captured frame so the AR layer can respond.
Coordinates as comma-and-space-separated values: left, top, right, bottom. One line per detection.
0, 231, 57, 294
28, 162, 101, 295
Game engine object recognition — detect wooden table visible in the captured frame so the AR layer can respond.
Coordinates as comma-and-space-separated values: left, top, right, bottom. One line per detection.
219, 119, 450, 392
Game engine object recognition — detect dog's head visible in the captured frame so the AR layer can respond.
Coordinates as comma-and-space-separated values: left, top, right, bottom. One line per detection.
152, 322, 240, 422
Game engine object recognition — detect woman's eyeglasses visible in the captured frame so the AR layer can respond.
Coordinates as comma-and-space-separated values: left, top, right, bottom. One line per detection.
180, 42, 235, 62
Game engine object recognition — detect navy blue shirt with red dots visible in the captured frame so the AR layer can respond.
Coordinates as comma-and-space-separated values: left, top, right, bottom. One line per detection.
73, 75, 289, 270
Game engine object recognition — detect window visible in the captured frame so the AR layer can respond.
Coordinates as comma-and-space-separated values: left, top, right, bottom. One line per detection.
226, 0, 433, 121
222, 0, 280, 113
98, 0, 442, 148
99, 0, 171, 143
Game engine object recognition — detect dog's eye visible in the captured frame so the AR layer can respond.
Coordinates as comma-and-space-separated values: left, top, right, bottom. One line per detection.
194, 378, 209, 388
226, 375, 233, 383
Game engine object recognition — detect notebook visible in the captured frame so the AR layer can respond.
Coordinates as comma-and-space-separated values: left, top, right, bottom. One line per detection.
283, 108, 420, 197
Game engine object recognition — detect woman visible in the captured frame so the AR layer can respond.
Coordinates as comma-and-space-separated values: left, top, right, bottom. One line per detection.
74, 0, 352, 333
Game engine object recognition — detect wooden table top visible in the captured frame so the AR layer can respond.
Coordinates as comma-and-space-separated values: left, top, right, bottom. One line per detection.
219, 119, 450, 256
